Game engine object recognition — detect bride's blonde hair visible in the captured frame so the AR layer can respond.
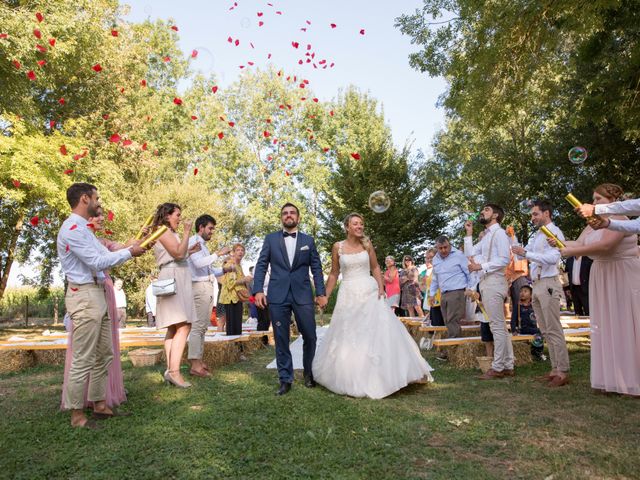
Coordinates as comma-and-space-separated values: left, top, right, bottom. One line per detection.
343, 213, 371, 249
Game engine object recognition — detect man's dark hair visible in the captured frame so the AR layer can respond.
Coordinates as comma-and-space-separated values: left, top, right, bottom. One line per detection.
195, 214, 216, 231
532, 199, 553, 218
520, 285, 533, 294
483, 203, 505, 223
281, 202, 300, 215
435, 235, 450, 245
66, 183, 97, 208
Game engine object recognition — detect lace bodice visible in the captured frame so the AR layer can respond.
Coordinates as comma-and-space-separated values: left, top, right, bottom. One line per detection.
339, 242, 371, 281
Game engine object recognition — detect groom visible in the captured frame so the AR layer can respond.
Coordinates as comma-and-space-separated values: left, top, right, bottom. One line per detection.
253, 203, 327, 395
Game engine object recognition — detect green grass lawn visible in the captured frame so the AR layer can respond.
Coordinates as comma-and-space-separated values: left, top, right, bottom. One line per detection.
1, 343, 638, 480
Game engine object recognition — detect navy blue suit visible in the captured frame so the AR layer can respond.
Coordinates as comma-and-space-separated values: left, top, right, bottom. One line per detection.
252, 231, 326, 383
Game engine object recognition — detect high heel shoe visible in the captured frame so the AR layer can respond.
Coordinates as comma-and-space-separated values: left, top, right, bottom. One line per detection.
165, 371, 192, 388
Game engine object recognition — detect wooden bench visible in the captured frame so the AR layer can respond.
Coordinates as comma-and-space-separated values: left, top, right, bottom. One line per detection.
432, 328, 591, 347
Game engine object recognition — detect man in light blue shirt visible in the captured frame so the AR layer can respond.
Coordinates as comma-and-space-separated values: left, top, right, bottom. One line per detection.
429, 235, 471, 339
57, 183, 147, 429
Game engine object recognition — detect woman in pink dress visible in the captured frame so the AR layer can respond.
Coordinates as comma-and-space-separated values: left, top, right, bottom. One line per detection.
558, 183, 640, 397
383, 256, 401, 312
61, 206, 127, 409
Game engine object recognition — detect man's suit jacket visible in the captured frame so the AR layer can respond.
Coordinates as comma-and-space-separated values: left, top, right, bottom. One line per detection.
565, 256, 593, 288
252, 231, 325, 305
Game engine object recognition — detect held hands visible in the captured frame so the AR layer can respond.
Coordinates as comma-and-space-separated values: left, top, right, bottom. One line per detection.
315, 295, 328, 309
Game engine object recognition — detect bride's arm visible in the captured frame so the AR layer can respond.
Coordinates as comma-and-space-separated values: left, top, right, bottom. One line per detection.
324, 243, 341, 299
367, 243, 385, 298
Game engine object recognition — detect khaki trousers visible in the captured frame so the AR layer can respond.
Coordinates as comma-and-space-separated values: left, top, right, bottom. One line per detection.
480, 273, 514, 371
532, 276, 570, 372
188, 281, 214, 360
63, 283, 112, 409
440, 289, 465, 338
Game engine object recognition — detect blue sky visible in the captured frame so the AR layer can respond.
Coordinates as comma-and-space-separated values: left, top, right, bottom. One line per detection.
122, 0, 447, 154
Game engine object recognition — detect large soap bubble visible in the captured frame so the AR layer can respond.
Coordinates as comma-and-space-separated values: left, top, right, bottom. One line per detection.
368, 191, 391, 213
568, 146, 588, 165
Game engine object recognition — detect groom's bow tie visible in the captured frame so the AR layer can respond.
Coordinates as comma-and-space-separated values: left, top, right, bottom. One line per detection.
283, 231, 297, 238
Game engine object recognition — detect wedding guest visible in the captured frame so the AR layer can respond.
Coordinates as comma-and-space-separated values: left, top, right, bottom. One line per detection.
113, 279, 127, 329
247, 267, 258, 321
187, 214, 231, 377
60, 206, 129, 414
430, 236, 472, 342
400, 255, 418, 316
505, 226, 529, 318
511, 285, 544, 360
220, 243, 252, 336
402, 268, 424, 317
144, 275, 157, 327
512, 200, 569, 387
215, 280, 226, 333
152, 203, 196, 388
422, 249, 444, 326
557, 184, 640, 397
57, 183, 146, 429
565, 255, 593, 316
383, 256, 401, 313
464, 204, 514, 379
576, 196, 640, 233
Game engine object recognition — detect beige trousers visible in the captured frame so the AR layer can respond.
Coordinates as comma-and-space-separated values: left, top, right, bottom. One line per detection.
480, 273, 514, 371
63, 283, 112, 409
188, 281, 215, 360
532, 276, 570, 372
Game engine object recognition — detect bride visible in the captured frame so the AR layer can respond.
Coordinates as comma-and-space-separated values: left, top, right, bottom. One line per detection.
313, 213, 433, 399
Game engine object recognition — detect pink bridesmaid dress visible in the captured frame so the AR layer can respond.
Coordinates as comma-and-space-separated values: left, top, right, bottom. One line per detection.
60, 239, 127, 409
586, 227, 640, 396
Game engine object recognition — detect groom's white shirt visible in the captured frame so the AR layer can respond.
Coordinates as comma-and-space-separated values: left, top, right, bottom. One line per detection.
283, 229, 298, 267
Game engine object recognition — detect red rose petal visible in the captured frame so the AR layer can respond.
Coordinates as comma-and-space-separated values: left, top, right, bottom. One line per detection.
170, 25, 179, 31
109, 133, 121, 143
351, 152, 361, 160
111, 29, 118, 37
0, 33, 8, 39
43, 218, 50, 224
59, 145, 68, 155
104, 230, 113, 235
37, 60, 46, 67
227, 36, 233, 43
163, 56, 171, 62
191, 49, 198, 58
92, 63, 102, 72
122, 139, 132, 146
329, 110, 334, 116
106, 210, 114, 222
27, 70, 36, 80
36, 12, 44, 22
212, 86, 218, 93
142, 142, 147, 150
48, 38, 56, 47
360, 29, 365, 35
86, 223, 95, 230
217, 132, 224, 139
228, 121, 235, 127
70, 224, 78, 230
235, 39, 240, 46
33, 29, 42, 39
36, 44, 46, 53
194, 168, 198, 175
257, 12, 263, 16
259, 21, 264, 27
30, 216, 39, 226
63, 169, 73, 175
13, 60, 21, 69
12, 179, 21, 188
292, 41, 299, 49
263, 131, 270, 138
49, 120, 56, 128
330, 23, 337, 28
173, 97, 183, 105
140, 79, 147, 87
323, 148, 330, 153
313, 98, 318, 103
70, 286, 78, 291
285, 170, 291, 176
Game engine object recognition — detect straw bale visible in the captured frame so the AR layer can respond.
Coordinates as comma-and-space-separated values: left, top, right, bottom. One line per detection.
0, 350, 36, 374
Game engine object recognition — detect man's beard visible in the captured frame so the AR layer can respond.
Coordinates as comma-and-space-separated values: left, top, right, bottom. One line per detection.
479, 216, 489, 225
283, 218, 298, 228
87, 201, 100, 218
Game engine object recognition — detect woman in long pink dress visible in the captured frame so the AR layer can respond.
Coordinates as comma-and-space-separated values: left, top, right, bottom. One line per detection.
558, 183, 640, 397
60, 207, 127, 409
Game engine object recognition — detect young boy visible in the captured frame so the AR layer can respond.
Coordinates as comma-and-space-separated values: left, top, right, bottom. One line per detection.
511, 285, 544, 360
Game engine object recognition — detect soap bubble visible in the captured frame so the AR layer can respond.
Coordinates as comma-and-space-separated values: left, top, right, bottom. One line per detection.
189, 47, 216, 73
568, 146, 588, 165
519, 199, 534, 214
241, 17, 251, 28
368, 191, 391, 213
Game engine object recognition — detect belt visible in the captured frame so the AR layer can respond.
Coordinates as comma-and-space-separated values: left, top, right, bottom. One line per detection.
159, 260, 188, 269
192, 278, 215, 283
442, 288, 464, 294
68, 282, 105, 289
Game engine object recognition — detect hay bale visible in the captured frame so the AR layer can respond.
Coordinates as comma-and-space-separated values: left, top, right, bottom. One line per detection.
0, 350, 36, 374
33, 349, 66, 367
444, 340, 532, 369
202, 341, 239, 370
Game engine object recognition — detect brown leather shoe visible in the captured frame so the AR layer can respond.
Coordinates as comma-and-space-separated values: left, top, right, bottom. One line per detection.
190, 369, 211, 378
478, 368, 505, 380
536, 372, 558, 382
548, 375, 569, 387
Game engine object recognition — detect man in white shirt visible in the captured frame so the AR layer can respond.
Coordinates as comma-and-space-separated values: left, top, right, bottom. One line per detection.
576, 198, 640, 233
113, 278, 127, 329
186, 214, 230, 377
512, 200, 570, 387
464, 203, 514, 379
144, 275, 157, 327
57, 183, 146, 429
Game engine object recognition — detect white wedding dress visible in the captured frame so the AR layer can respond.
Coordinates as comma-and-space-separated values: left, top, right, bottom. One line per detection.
312, 245, 434, 399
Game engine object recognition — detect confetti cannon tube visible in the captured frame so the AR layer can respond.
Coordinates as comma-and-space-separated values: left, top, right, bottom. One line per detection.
540, 225, 566, 249
140, 226, 168, 249
135, 214, 155, 240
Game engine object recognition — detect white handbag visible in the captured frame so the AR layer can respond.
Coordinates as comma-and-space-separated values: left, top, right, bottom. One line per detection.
151, 278, 177, 297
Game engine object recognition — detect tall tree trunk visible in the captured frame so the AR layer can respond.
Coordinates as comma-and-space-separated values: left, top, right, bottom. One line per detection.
0, 213, 24, 302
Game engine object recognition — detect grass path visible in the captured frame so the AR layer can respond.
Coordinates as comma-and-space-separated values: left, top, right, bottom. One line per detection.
1, 344, 638, 479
